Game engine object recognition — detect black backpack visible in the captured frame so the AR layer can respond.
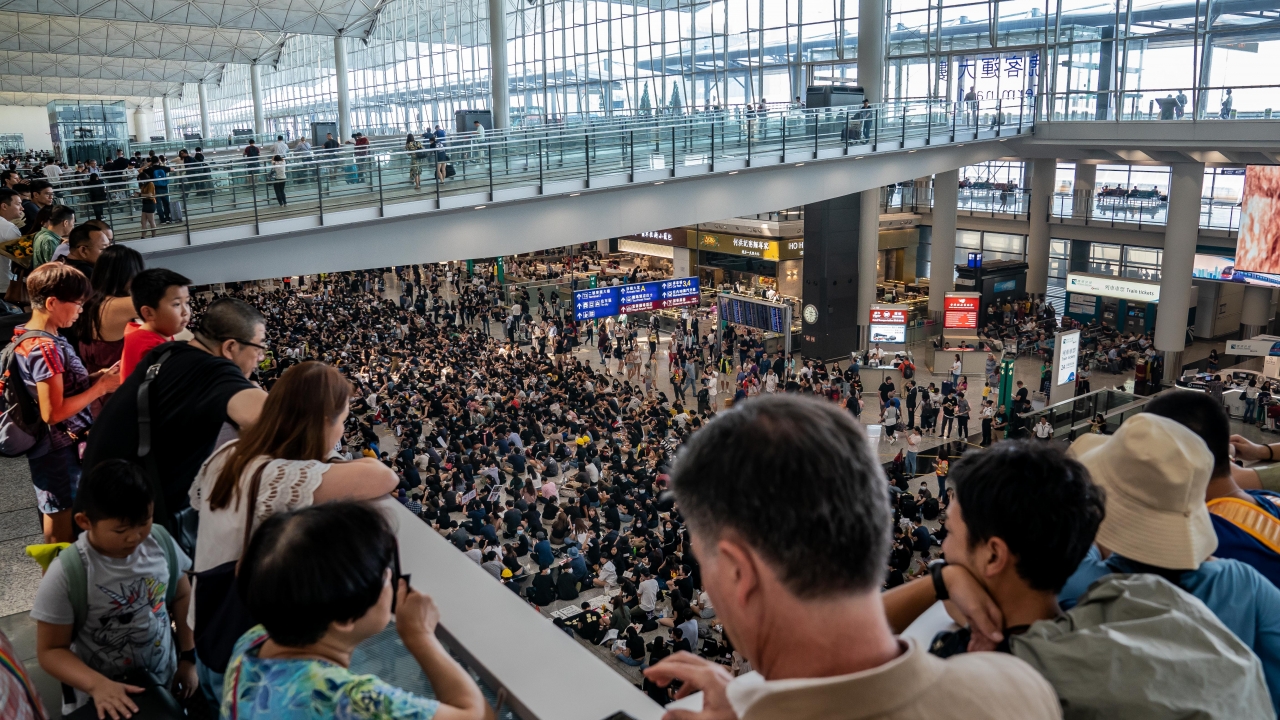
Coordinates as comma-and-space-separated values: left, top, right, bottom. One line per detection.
0, 329, 58, 457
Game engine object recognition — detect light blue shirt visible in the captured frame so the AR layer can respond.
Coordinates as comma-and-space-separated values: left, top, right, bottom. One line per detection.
1061, 550, 1280, 714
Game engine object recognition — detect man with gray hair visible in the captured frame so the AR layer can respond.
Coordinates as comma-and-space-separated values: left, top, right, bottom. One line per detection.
644, 395, 1059, 720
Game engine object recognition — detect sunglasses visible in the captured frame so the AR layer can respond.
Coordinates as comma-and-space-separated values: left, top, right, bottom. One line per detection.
390, 538, 412, 613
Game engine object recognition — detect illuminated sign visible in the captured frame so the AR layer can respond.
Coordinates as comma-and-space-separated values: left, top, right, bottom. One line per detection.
617, 228, 692, 248
573, 277, 701, 321
698, 232, 781, 260
943, 293, 981, 330
869, 325, 907, 343
869, 305, 908, 325
1065, 273, 1160, 302
1055, 330, 1080, 386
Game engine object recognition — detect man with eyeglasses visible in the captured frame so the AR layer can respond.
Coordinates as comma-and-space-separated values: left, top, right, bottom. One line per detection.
83, 297, 270, 530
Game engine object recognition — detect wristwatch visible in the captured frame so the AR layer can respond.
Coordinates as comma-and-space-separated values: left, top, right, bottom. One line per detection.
178, 649, 196, 664
928, 559, 950, 601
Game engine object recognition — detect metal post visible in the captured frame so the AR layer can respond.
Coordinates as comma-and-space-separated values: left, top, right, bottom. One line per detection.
670, 126, 676, 172
488, 141, 494, 197
538, 139, 544, 189
901, 105, 907, 145
251, 174, 260, 233
630, 129, 635, 176
813, 112, 819, 155
926, 98, 932, 144
585, 133, 590, 186
952, 99, 957, 141
315, 164, 324, 223
376, 154, 385, 213
782, 112, 787, 155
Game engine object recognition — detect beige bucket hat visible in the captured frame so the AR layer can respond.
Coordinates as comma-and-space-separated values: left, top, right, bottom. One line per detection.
1067, 412, 1216, 570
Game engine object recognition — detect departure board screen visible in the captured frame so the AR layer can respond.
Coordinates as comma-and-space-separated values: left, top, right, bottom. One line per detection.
718, 296, 788, 333
573, 277, 701, 321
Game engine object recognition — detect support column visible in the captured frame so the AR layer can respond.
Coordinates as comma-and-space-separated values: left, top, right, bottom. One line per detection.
928, 169, 959, 322
1025, 158, 1055, 295
857, 0, 885, 103
1242, 285, 1272, 339
333, 36, 352, 141
197, 82, 211, 141
1072, 162, 1096, 219
487, 0, 510, 129
672, 248, 696, 278
1155, 162, 1205, 383
250, 63, 266, 137
858, 188, 880, 350
803, 192, 864, 361
161, 95, 175, 141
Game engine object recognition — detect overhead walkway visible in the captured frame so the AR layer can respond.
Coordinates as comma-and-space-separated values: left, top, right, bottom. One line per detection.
97, 97, 1034, 283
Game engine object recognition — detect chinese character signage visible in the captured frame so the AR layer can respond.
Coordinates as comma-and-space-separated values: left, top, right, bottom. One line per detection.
698, 232, 781, 260
573, 278, 702, 321
1064, 273, 1160, 303
869, 306, 908, 325
943, 293, 981, 330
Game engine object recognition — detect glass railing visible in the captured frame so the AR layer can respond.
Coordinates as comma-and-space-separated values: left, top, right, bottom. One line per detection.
1013, 387, 1153, 441
379, 497, 665, 720
1043, 85, 1280, 122
36, 97, 1031, 245
1049, 192, 1241, 232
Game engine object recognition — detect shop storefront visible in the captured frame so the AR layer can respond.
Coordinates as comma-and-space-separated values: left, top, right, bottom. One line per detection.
695, 230, 805, 303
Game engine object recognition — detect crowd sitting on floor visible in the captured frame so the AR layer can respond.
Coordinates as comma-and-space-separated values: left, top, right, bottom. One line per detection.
6, 253, 1280, 720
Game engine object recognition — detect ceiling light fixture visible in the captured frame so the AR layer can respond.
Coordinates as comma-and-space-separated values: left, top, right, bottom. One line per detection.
570, 192, 580, 196
474, 205, 486, 210
655, 181, 664, 185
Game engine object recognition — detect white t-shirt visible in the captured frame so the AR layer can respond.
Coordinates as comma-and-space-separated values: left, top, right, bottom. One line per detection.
638, 578, 659, 612
31, 533, 191, 712
187, 442, 331, 620
1034, 422, 1052, 438
43, 164, 62, 181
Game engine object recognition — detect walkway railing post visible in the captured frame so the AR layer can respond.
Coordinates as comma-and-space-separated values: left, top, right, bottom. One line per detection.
926, 98, 933, 144
315, 164, 324, 224
538, 139, 544, 190
813, 112, 819, 156
951, 100, 958, 141
670, 126, 676, 173
844, 109, 850, 151
781, 112, 787, 156
251, 173, 260, 233
375, 154, 385, 213
488, 141, 495, 197
585, 133, 590, 187
630, 129, 635, 176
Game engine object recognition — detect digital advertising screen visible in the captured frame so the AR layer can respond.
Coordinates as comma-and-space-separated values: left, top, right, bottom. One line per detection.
573, 277, 702, 321
943, 294, 980, 330
869, 324, 907, 343
993, 279, 1017, 293
1234, 165, 1280, 274
1192, 253, 1280, 287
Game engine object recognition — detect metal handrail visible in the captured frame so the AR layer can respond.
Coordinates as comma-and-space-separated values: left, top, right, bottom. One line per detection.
28, 96, 1031, 244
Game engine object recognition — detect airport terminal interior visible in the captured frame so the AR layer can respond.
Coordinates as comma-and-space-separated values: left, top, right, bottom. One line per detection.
4, 0, 1280, 718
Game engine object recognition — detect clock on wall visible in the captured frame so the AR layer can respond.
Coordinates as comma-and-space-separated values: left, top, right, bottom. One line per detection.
803, 304, 819, 324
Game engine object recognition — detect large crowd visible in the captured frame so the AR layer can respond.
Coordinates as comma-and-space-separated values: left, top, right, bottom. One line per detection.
2, 226, 1280, 720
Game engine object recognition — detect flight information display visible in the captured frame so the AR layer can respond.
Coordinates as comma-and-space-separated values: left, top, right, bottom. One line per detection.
718, 296, 789, 334
573, 277, 701, 321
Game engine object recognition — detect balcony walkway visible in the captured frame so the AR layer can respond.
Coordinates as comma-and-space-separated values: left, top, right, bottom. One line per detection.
92, 98, 1035, 282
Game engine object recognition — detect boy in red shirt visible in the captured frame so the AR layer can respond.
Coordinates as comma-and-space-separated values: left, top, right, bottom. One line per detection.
121, 268, 191, 378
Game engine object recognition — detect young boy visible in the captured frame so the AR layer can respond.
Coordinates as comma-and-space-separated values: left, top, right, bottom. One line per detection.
32, 460, 197, 718
120, 268, 191, 378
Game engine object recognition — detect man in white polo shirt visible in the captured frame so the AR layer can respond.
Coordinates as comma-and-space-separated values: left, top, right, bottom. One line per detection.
644, 395, 1059, 720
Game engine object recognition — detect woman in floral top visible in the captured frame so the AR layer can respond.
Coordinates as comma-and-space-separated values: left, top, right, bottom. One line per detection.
223, 502, 491, 720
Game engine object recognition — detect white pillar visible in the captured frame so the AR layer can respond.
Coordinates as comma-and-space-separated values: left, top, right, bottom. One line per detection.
333, 36, 352, 141
929, 169, 959, 320
858, 189, 880, 349
1072, 163, 1096, 219
1155, 162, 1205, 381
1242, 285, 1272, 338
197, 82, 211, 141
131, 108, 153, 141
857, 0, 885, 103
672, 247, 696, 278
250, 63, 266, 137
1025, 158, 1055, 294
487, 0, 510, 129
161, 95, 175, 141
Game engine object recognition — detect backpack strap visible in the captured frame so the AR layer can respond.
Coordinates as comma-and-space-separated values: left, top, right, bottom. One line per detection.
1207, 496, 1280, 556
148, 524, 181, 609
56, 543, 87, 639
138, 349, 174, 531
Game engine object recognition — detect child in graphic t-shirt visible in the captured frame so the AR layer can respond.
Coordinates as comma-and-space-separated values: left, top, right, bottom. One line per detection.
31, 460, 197, 717
120, 268, 191, 378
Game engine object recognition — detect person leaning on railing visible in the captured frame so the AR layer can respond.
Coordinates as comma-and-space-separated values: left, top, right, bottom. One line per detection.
225, 501, 494, 720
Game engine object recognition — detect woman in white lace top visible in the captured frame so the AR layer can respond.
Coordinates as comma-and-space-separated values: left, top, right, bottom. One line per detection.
188, 361, 399, 579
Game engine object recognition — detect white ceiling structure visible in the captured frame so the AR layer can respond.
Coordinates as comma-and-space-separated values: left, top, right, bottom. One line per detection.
0, 0, 392, 106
